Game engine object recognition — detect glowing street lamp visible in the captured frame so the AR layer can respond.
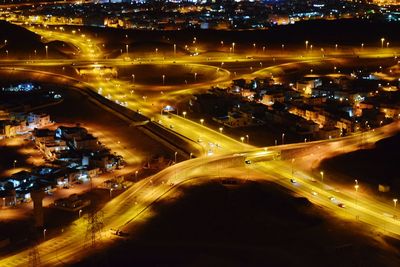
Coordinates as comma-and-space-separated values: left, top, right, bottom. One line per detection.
126, 44, 129, 54
173, 44, 176, 56
4, 39, 7, 46
381, 38, 385, 48
200, 119, 204, 125
45, 45, 48, 58
132, 74, 135, 84
240, 136, 244, 143
43, 229, 47, 241
182, 111, 187, 118
320, 171, 324, 182
394, 198, 398, 208
174, 151, 177, 163
162, 74, 165, 85
246, 134, 249, 143
361, 43, 364, 49
281, 133, 285, 144
291, 158, 295, 179
386, 42, 390, 48
13, 160, 17, 168
194, 72, 197, 82
335, 44, 338, 50
232, 42, 235, 53
135, 170, 138, 180
219, 127, 223, 133
305, 40, 309, 50
79, 209, 82, 218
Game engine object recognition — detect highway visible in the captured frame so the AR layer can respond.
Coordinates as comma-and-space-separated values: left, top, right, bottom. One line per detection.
1, 22, 400, 265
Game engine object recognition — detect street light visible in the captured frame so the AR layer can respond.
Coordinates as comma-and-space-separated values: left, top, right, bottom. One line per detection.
173, 44, 176, 56
79, 209, 82, 218
43, 229, 47, 241
132, 74, 135, 84
162, 74, 165, 85
246, 134, 249, 143
109, 188, 113, 198
240, 136, 244, 143
13, 160, 17, 168
189, 152, 193, 159
174, 151, 177, 163
135, 170, 138, 181
305, 40, 308, 50
194, 72, 197, 82
281, 133, 285, 145
219, 127, 223, 133
381, 38, 385, 48
320, 171, 324, 182
182, 111, 187, 118
126, 44, 129, 54
393, 198, 398, 208
386, 42, 390, 48
291, 158, 295, 179
45, 45, 48, 58
232, 42, 235, 53
200, 119, 204, 125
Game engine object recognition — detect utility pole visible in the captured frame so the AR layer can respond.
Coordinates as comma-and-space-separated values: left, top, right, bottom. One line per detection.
85, 176, 104, 247
28, 242, 41, 267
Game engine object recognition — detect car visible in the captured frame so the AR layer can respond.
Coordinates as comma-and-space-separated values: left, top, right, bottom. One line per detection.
290, 179, 297, 184
338, 203, 346, 208
245, 160, 252, 164
329, 196, 336, 202
311, 191, 318, 196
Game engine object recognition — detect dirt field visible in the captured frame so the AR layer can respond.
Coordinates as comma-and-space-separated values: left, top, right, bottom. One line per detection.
74, 179, 400, 267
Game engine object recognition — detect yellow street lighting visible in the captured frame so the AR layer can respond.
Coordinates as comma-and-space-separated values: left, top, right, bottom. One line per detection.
182, 111, 187, 118
200, 119, 204, 125
240, 136, 244, 143
219, 127, 223, 133
305, 40, 309, 50
394, 198, 398, 208
381, 38, 385, 48
320, 171, 324, 182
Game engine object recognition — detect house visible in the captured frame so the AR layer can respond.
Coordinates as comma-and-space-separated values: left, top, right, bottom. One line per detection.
27, 113, 51, 128
261, 92, 285, 106
32, 128, 55, 146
